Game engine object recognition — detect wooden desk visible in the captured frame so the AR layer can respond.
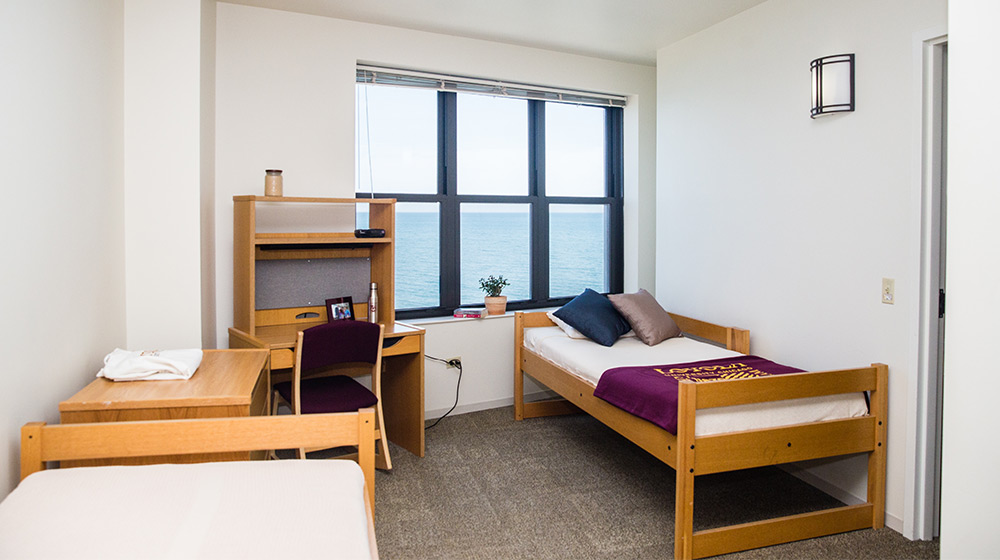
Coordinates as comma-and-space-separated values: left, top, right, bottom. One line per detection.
230, 321, 426, 458
59, 349, 270, 465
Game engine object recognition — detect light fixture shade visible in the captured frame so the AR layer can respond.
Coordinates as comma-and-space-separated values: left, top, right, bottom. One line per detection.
810, 54, 855, 118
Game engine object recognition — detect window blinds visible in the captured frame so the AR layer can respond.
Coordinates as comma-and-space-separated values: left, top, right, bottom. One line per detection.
356, 64, 627, 108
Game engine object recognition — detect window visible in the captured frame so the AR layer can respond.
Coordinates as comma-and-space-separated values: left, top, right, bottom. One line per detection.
357, 77, 623, 318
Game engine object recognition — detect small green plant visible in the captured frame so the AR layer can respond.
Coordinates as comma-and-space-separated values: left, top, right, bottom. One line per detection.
479, 275, 510, 297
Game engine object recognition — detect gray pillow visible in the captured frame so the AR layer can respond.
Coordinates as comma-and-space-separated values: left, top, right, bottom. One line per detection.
608, 289, 681, 346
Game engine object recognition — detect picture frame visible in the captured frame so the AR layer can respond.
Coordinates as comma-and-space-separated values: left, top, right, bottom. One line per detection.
325, 296, 355, 321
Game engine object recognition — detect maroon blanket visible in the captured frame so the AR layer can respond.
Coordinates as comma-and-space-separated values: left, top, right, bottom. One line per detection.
593, 355, 803, 434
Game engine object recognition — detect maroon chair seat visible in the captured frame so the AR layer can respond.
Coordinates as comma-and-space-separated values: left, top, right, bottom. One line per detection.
274, 376, 378, 415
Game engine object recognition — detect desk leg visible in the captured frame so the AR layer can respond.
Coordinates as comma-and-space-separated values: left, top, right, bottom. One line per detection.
381, 347, 425, 457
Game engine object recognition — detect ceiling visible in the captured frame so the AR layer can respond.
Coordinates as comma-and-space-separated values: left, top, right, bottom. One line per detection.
221, 0, 768, 66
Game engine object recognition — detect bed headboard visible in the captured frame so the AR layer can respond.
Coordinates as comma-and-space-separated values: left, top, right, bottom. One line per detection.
515, 310, 750, 354
667, 312, 750, 354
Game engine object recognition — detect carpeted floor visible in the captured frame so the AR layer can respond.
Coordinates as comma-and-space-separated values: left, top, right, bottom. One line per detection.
373, 407, 939, 559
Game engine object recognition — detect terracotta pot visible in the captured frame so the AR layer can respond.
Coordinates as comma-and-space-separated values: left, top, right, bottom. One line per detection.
484, 296, 507, 315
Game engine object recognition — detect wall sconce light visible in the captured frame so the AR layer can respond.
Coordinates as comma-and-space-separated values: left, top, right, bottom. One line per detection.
810, 53, 855, 118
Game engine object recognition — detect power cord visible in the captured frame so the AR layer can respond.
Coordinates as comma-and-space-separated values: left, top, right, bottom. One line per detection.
424, 355, 463, 429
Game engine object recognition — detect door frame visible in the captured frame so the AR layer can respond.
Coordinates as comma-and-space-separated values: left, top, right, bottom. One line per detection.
906, 28, 948, 541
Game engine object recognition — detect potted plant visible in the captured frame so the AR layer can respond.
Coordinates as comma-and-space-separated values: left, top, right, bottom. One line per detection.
479, 275, 510, 315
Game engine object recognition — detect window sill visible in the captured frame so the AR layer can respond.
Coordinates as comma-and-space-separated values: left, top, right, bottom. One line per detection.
405, 312, 514, 327
404, 307, 559, 327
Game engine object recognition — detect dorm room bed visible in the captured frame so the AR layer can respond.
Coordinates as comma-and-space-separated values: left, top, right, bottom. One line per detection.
514, 310, 887, 560
0, 410, 378, 559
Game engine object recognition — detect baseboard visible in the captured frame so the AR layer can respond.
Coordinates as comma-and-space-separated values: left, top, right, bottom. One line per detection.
780, 465, 904, 534
425, 390, 558, 420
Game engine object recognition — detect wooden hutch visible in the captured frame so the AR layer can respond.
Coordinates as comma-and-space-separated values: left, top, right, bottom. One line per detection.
228, 195, 425, 458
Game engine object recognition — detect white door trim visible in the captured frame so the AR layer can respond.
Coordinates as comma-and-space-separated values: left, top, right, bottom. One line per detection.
905, 26, 948, 541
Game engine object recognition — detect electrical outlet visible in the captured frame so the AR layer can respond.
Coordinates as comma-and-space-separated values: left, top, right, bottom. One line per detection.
882, 278, 895, 305
446, 357, 462, 369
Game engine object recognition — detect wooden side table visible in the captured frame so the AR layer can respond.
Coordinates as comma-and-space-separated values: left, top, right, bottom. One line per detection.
59, 349, 270, 466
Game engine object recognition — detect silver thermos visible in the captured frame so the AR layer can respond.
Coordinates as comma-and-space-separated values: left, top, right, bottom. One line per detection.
368, 282, 378, 323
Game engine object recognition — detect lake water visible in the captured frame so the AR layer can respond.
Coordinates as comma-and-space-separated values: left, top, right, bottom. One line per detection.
364, 211, 607, 309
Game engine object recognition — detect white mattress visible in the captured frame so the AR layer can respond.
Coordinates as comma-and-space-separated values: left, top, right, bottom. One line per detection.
523, 326, 868, 436
0, 460, 373, 560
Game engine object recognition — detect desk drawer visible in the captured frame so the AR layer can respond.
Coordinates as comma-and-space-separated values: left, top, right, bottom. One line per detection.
384, 334, 420, 356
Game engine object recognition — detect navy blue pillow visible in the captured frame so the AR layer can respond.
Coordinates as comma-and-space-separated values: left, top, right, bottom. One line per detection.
553, 289, 631, 347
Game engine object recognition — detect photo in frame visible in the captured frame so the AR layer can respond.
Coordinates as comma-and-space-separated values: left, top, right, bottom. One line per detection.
325, 296, 355, 321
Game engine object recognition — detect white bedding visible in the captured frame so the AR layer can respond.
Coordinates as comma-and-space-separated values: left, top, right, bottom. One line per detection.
0, 460, 373, 560
523, 326, 868, 436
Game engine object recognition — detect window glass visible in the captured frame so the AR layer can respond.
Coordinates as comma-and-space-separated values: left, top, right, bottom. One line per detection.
457, 95, 528, 195
461, 203, 530, 303
360, 202, 440, 309
550, 204, 608, 297
395, 203, 441, 309
356, 84, 437, 194
545, 103, 605, 197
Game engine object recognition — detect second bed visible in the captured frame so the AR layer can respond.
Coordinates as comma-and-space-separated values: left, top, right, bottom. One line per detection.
514, 310, 887, 559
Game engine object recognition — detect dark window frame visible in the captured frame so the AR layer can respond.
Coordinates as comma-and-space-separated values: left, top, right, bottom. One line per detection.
358, 89, 624, 319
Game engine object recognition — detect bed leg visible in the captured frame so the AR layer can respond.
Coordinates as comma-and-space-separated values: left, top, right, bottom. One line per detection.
514, 312, 525, 421
674, 381, 697, 560
358, 408, 376, 512
868, 363, 888, 529
515, 370, 524, 421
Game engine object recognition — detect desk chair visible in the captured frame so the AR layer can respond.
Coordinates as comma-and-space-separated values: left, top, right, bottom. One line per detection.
273, 320, 391, 470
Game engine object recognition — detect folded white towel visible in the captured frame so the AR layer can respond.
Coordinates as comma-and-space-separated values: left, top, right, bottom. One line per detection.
97, 349, 204, 381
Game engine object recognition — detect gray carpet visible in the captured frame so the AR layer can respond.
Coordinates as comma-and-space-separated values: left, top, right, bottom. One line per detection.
373, 407, 939, 559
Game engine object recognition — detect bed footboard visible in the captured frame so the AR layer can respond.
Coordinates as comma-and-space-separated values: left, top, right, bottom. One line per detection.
21, 410, 377, 508
673, 363, 888, 559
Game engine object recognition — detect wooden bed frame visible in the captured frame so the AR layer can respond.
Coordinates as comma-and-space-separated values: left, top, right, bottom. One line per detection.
514, 311, 887, 560
20, 410, 378, 557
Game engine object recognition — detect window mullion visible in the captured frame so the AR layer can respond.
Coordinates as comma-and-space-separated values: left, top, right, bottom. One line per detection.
529, 100, 548, 303
606, 107, 624, 293
439, 92, 460, 311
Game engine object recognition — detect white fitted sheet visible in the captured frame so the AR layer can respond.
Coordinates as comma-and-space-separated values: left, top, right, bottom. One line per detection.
523, 327, 868, 436
0, 460, 373, 560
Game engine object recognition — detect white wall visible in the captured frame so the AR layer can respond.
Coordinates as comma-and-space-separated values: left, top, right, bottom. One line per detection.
123, 0, 206, 349
0, 1, 126, 493
200, 0, 218, 349
940, 1, 1000, 557
656, 0, 946, 534
214, 4, 656, 413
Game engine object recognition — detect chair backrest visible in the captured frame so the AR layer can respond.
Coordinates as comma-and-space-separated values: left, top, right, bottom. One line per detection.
299, 320, 384, 371
290, 321, 386, 417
